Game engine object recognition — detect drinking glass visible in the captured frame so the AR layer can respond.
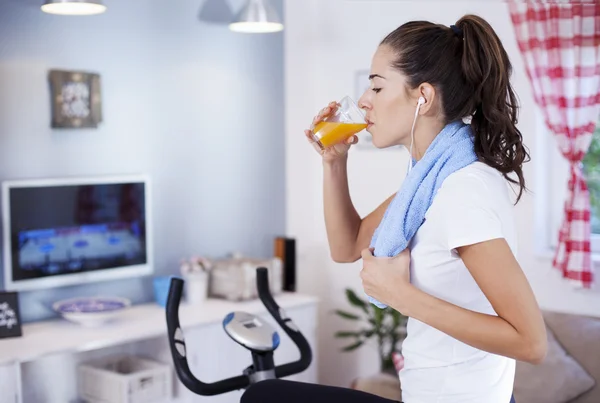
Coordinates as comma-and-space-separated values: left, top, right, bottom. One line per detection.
311, 96, 367, 149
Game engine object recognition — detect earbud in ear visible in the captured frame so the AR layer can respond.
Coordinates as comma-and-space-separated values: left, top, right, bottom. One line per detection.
418, 96, 425, 105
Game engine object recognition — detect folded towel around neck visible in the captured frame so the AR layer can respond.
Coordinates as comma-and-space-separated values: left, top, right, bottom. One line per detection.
367, 120, 479, 308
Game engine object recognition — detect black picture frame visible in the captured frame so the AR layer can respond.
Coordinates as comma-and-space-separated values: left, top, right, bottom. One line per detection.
0, 291, 22, 339
48, 69, 103, 129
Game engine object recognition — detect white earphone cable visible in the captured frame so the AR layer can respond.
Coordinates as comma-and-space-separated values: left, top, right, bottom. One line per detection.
407, 97, 424, 175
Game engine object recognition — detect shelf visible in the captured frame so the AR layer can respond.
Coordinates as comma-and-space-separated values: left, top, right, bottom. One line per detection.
0, 292, 318, 366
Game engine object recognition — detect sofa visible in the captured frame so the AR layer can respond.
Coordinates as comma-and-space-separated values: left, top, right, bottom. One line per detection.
514, 310, 600, 403
351, 310, 600, 403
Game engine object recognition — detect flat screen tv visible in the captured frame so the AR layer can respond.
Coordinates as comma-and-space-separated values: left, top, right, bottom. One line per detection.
2, 175, 153, 291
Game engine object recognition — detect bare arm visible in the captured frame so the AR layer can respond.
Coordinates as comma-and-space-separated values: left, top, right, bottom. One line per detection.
392, 238, 547, 364
306, 101, 393, 264
323, 157, 394, 263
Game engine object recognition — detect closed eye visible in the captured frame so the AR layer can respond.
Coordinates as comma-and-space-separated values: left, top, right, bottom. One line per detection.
372, 88, 382, 93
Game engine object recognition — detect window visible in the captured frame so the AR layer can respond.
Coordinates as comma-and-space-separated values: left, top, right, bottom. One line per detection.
583, 123, 600, 252
537, 115, 600, 260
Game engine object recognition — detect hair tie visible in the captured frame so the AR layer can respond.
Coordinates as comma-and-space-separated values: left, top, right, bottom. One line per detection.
450, 24, 463, 38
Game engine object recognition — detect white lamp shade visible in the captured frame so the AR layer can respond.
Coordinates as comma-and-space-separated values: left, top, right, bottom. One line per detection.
41, 0, 107, 15
229, 0, 283, 33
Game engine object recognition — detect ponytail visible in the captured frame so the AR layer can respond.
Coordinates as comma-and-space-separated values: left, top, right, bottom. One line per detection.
380, 14, 530, 202
456, 15, 530, 202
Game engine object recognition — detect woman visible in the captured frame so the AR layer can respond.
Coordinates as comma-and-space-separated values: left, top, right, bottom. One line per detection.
241, 14, 547, 403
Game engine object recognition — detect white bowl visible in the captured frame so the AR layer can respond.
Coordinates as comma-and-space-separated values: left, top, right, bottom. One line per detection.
53, 296, 131, 327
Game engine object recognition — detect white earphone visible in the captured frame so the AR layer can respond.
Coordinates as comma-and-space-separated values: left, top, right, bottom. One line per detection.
407, 96, 426, 175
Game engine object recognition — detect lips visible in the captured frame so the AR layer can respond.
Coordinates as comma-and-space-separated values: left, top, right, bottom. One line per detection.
365, 118, 374, 128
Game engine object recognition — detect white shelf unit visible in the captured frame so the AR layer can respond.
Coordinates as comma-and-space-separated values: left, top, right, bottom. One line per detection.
0, 292, 319, 403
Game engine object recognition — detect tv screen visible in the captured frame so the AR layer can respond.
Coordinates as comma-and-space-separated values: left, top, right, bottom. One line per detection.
2, 175, 153, 291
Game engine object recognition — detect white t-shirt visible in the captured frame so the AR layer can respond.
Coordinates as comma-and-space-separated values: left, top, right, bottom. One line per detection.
399, 162, 517, 403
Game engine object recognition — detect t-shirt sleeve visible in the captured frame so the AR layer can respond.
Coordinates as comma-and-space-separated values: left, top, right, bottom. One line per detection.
437, 173, 504, 251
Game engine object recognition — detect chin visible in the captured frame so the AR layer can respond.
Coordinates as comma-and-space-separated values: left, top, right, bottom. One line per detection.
369, 129, 401, 149
370, 137, 383, 148
369, 132, 383, 148
370, 136, 392, 149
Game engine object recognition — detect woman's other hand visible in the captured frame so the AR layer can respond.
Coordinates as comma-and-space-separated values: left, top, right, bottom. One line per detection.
360, 247, 412, 313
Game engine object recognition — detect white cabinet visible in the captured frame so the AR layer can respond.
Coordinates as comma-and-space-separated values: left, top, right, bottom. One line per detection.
0, 362, 20, 403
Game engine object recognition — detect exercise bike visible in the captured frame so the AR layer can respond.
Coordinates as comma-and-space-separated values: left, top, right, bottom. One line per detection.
165, 267, 313, 396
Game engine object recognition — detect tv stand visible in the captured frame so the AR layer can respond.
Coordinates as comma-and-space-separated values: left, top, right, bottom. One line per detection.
0, 292, 318, 403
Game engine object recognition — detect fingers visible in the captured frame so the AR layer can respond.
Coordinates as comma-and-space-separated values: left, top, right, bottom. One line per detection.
361, 247, 375, 259
392, 248, 411, 261
321, 101, 338, 115
331, 135, 358, 155
346, 135, 359, 145
304, 129, 324, 153
304, 129, 315, 143
310, 101, 339, 130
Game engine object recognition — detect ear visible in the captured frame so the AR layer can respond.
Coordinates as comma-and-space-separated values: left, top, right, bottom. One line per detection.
415, 83, 436, 115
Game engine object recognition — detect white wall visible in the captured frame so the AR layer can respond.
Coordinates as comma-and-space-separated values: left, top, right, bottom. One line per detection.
284, 0, 600, 388
0, 0, 285, 322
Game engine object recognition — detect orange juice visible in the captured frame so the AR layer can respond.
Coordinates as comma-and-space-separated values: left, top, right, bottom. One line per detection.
313, 122, 367, 148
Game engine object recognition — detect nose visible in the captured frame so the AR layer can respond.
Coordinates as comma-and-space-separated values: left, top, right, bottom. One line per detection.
358, 93, 371, 111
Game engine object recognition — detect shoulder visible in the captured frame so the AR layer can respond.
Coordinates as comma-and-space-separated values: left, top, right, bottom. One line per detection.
428, 162, 515, 251
446, 162, 505, 190
434, 162, 512, 211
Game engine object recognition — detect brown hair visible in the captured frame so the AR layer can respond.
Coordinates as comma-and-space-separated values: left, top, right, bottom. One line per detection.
380, 14, 530, 202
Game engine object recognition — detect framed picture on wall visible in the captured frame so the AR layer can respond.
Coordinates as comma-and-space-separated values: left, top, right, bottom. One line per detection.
0, 291, 22, 339
48, 69, 102, 129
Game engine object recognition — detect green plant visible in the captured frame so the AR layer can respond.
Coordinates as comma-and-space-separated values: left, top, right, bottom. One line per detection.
583, 125, 600, 234
333, 288, 408, 374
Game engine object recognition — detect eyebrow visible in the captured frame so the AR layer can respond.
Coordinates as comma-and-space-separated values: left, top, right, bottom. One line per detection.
369, 74, 386, 80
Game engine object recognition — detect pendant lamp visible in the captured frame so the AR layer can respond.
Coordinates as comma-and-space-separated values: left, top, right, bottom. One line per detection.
41, 0, 107, 16
229, 0, 283, 33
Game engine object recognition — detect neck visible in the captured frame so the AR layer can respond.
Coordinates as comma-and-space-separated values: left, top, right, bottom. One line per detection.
407, 118, 446, 161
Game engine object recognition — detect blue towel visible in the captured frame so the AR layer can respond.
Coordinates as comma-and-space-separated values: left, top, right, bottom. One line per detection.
367, 120, 478, 308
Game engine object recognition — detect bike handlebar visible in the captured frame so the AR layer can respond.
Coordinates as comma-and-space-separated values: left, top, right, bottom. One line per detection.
166, 277, 249, 395
166, 267, 312, 395
255, 268, 312, 378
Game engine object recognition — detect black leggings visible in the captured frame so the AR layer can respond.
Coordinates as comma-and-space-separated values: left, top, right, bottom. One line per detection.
241, 379, 402, 403
240, 379, 517, 403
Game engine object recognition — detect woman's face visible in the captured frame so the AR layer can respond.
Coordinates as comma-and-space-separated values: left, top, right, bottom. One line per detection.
358, 45, 422, 149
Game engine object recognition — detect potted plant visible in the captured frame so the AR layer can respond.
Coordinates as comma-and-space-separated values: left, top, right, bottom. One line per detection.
334, 288, 408, 374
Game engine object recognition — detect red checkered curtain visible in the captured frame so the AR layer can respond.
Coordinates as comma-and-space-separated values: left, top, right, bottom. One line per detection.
509, 1, 600, 288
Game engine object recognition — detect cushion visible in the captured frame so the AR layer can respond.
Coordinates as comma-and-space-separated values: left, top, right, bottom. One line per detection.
543, 310, 600, 380
514, 325, 595, 403
543, 310, 600, 403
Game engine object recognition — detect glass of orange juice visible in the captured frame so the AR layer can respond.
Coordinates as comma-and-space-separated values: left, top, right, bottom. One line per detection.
311, 96, 367, 149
